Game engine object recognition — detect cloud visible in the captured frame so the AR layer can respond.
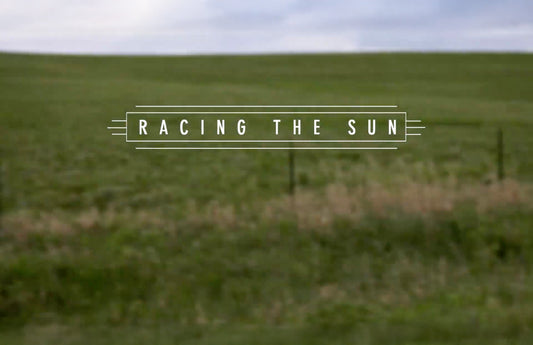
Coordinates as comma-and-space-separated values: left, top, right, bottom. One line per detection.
0, 0, 531, 54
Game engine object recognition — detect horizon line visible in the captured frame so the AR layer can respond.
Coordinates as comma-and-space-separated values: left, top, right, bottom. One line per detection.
1, 49, 532, 58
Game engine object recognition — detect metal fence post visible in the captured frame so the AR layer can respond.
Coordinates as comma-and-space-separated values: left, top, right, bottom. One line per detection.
288, 145, 295, 195
497, 127, 504, 181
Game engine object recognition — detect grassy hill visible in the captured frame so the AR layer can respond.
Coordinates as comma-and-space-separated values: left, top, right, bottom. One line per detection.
1, 52, 532, 344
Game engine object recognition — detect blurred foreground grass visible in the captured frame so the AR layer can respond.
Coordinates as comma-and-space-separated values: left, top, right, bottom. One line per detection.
1, 52, 532, 344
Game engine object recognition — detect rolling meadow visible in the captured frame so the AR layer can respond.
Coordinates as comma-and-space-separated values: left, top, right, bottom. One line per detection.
1, 52, 533, 344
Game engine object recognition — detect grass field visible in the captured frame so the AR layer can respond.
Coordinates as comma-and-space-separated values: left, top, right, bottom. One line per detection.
1, 52, 533, 344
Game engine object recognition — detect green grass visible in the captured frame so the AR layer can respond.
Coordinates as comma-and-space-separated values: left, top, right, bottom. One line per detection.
1, 52, 532, 344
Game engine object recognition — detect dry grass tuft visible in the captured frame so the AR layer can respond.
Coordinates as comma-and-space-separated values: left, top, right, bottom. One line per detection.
261, 179, 531, 230
3, 179, 531, 239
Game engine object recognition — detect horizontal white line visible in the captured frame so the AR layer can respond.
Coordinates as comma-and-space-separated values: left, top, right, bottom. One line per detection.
406, 126, 425, 129
112, 133, 126, 136
127, 112, 406, 114
406, 120, 422, 122
406, 133, 422, 136
127, 140, 405, 143
135, 105, 398, 108
135, 147, 398, 150
112, 120, 127, 122
107, 127, 126, 129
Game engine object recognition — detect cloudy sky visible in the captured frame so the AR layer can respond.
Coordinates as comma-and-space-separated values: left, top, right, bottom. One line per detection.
1, 0, 532, 54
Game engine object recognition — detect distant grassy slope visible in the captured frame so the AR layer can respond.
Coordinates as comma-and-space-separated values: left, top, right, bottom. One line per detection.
1, 53, 532, 344
1, 53, 532, 213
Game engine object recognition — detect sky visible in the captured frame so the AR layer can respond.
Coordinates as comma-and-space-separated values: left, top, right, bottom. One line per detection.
1, 0, 532, 54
